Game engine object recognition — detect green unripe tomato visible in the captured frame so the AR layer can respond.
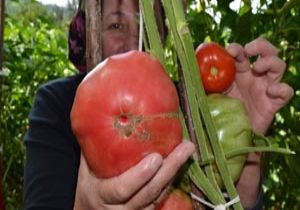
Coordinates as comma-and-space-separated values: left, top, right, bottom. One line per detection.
207, 94, 253, 188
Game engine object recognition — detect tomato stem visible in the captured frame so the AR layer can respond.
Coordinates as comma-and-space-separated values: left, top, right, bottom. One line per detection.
200, 146, 294, 166
188, 160, 224, 204
210, 67, 218, 76
140, 0, 167, 69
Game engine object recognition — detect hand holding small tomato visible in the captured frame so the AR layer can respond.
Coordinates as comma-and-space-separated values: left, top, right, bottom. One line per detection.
226, 37, 294, 135
73, 141, 195, 210
225, 37, 294, 208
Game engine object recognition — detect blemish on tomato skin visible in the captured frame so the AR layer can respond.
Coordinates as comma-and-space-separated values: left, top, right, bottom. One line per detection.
114, 114, 144, 139
138, 129, 150, 141
114, 113, 178, 140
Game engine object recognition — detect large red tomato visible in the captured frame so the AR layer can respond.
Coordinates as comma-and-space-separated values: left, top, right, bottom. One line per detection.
71, 50, 182, 178
195, 42, 236, 93
155, 188, 193, 210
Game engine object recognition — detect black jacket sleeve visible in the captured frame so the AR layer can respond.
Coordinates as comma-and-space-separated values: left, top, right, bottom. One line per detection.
23, 74, 84, 210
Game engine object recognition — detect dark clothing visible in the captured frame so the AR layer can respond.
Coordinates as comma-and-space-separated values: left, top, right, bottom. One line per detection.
23, 73, 262, 210
23, 73, 85, 210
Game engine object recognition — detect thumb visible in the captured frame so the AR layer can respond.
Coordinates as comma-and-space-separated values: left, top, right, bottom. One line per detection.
97, 153, 163, 204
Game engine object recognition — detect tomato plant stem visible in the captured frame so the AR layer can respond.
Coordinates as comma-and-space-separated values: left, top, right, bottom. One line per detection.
179, 111, 224, 204
163, 0, 208, 177
161, 0, 226, 205
140, 0, 166, 69
200, 146, 294, 166
189, 161, 224, 204
141, 0, 225, 205
178, 63, 225, 199
163, 0, 243, 209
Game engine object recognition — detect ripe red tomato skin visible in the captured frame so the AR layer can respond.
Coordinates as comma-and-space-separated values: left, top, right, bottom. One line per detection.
155, 188, 193, 210
71, 50, 182, 178
195, 42, 236, 93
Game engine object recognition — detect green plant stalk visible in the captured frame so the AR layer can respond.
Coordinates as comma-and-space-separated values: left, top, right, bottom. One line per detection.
179, 110, 190, 139
178, 62, 223, 196
161, 0, 225, 204
162, 0, 217, 187
140, 0, 224, 204
224, 146, 295, 158
180, 112, 225, 204
165, 0, 243, 209
143, 30, 150, 54
2, 155, 13, 184
265, 0, 300, 15
200, 146, 295, 166
140, 0, 166, 69
189, 160, 224, 204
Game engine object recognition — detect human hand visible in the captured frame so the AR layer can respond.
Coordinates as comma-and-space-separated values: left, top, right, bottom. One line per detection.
73, 140, 195, 210
226, 37, 294, 135
225, 37, 293, 208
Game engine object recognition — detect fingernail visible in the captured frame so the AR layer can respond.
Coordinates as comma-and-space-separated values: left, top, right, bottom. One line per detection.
182, 140, 196, 153
173, 141, 195, 160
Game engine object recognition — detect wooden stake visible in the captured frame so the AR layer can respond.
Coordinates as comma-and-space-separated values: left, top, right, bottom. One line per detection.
85, 0, 102, 71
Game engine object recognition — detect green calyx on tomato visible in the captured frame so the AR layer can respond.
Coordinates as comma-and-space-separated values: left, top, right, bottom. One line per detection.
207, 94, 253, 188
71, 50, 182, 178
195, 42, 236, 94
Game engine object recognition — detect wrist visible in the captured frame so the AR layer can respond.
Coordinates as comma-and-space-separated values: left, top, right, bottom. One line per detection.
244, 173, 263, 210
236, 153, 261, 208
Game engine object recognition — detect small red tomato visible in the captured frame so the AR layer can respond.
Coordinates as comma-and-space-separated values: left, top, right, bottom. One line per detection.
71, 50, 182, 178
155, 188, 193, 210
195, 42, 236, 93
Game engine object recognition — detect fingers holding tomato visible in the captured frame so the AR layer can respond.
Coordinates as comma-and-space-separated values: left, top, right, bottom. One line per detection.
244, 37, 278, 57
74, 141, 195, 210
226, 43, 251, 73
224, 38, 294, 134
127, 141, 195, 210
96, 153, 163, 204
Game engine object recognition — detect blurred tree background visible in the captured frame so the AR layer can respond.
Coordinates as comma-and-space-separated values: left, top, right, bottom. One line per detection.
0, 0, 76, 209
0, 0, 299, 209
